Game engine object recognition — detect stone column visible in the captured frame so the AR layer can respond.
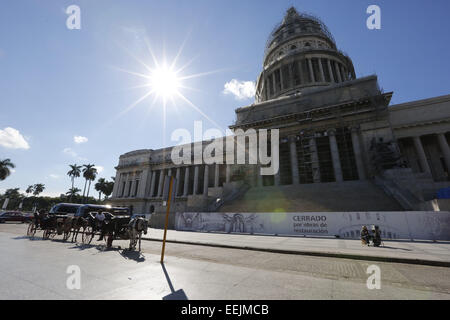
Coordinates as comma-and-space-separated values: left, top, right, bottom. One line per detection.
318, 58, 325, 82
335, 62, 342, 83
203, 165, 209, 196
175, 167, 181, 196
149, 170, 156, 198
214, 164, 220, 187
138, 168, 151, 198
157, 169, 165, 197
328, 129, 343, 182
183, 167, 190, 196
351, 127, 366, 180
327, 59, 334, 82
272, 72, 277, 94
289, 136, 300, 185
193, 166, 199, 195
112, 172, 121, 198
413, 136, 431, 174
279, 67, 284, 90
308, 58, 315, 82
310, 136, 321, 183
226, 164, 231, 183
437, 133, 450, 173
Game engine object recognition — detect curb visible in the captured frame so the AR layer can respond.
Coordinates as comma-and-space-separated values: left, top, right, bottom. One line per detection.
142, 237, 450, 268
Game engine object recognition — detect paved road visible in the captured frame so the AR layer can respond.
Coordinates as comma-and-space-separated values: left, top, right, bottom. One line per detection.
1, 223, 449, 299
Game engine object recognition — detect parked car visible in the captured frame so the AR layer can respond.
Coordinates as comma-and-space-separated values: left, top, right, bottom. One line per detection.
0, 211, 32, 223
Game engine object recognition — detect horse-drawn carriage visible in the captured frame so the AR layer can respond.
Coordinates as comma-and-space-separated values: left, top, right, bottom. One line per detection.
26, 203, 148, 251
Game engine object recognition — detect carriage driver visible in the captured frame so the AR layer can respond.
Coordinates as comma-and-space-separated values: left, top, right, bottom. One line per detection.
96, 211, 114, 241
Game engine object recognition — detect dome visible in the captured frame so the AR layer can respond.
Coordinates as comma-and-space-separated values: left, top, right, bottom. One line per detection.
264, 7, 336, 63
255, 7, 356, 103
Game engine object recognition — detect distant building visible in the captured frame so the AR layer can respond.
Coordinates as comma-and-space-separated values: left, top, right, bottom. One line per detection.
110, 8, 450, 223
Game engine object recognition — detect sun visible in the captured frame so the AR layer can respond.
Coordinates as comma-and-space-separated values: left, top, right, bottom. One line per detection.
149, 65, 181, 99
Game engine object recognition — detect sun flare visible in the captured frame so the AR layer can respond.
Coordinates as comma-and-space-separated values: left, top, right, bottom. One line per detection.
149, 65, 181, 99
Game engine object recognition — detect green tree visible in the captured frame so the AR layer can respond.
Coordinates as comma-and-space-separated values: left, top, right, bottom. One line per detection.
25, 185, 34, 196
67, 164, 82, 189
66, 187, 81, 198
67, 164, 82, 202
33, 184, 45, 196
82, 164, 97, 202
0, 159, 15, 181
95, 178, 106, 201
103, 181, 114, 199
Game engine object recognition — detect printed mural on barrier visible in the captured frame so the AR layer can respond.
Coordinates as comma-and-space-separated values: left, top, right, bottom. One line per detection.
175, 211, 450, 241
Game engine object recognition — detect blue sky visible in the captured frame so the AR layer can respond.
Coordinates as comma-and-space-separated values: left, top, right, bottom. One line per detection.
1, 0, 449, 197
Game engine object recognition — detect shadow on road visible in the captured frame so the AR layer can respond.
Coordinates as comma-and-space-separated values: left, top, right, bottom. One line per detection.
120, 249, 146, 262
161, 262, 188, 300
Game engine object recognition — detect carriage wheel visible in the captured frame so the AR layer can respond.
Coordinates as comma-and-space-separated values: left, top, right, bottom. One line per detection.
82, 226, 94, 245
27, 223, 36, 238
63, 230, 71, 241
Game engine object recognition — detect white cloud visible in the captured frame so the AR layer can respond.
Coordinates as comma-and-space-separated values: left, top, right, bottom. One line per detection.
49, 174, 59, 179
0, 127, 30, 149
63, 147, 77, 157
94, 166, 104, 173
223, 79, 256, 100
62, 148, 87, 161
74, 136, 88, 144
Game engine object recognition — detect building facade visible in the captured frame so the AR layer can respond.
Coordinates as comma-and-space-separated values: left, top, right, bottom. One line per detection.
109, 8, 450, 219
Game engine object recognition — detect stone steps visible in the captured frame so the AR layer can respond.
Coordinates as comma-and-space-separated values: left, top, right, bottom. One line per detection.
219, 180, 404, 212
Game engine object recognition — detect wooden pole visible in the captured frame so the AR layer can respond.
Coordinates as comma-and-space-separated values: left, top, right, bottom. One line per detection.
160, 176, 174, 263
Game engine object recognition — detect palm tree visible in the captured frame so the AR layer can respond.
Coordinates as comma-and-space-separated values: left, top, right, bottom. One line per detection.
67, 164, 82, 189
32, 184, 45, 196
66, 187, 81, 198
82, 164, 97, 202
67, 164, 82, 201
103, 181, 114, 199
0, 159, 15, 181
81, 164, 95, 199
25, 185, 34, 196
95, 178, 106, 201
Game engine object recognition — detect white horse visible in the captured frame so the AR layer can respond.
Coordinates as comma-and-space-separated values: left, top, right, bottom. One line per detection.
127, 217, 148, 251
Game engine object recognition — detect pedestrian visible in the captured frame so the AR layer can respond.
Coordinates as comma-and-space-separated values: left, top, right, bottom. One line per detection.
360, 225, 370, 246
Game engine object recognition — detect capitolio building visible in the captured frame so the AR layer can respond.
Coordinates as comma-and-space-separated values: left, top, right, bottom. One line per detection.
109, 8, 450, 232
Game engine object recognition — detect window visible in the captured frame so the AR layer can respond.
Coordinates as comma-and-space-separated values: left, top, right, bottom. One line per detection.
290, 45, 297, 50
311, 58, 321, 82
127, 181, 132, 197
290, 62, 301, 86
267, 75, 274, 96
300, 59, 311, 83
274, 69, 281, 92
322, 59, 331, 82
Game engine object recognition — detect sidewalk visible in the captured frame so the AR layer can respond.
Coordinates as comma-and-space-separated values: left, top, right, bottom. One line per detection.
143, 228, 450, 267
